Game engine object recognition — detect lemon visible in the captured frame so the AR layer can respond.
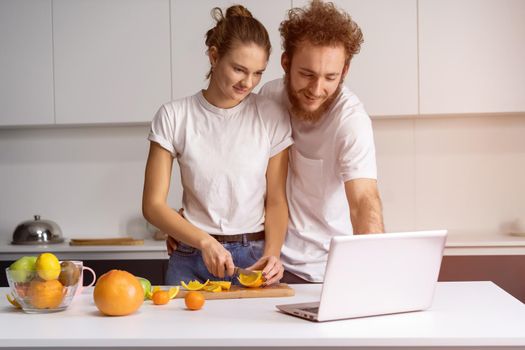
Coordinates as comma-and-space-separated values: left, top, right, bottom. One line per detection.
35, 253, 61, 281
238, 271, 263, 288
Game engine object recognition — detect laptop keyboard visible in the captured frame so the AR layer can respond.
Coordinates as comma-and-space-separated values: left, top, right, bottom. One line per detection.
300, 306, 319, 314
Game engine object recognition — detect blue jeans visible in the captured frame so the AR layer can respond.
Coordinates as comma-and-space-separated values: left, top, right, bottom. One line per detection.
166, 239, 264, 285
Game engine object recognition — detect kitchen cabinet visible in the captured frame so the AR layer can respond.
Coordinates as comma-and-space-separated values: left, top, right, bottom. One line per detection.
0, 0, 54, 126
293, 0, 419, 117
170, 0, 291, 100
53, 0, 171, 124
419, 0, 525, 115
439, 255, 525, 303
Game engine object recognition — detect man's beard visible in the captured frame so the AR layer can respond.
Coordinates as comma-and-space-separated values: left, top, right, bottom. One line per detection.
285, 73, 341, 123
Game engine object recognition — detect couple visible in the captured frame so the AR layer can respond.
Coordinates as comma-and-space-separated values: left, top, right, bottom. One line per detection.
142, 0, 384, 287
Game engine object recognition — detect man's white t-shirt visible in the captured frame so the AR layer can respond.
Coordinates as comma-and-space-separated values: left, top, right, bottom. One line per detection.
260, 79, 377, 282
148, 91, 293, 235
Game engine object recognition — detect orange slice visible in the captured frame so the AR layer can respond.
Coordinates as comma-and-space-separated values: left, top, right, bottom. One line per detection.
180, 279, 209, 291
202, 284, 222, 293
208, 281, 232, 291
238, 271, 263, 288
6, 293, 21, 309
168, 286, 180, 298
147, 286, 179, 303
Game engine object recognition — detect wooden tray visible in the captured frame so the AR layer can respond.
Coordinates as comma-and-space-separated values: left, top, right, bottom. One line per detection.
69, 237, 144, 246
174, 283, 295, 300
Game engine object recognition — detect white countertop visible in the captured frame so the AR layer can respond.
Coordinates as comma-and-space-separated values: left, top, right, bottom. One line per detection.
1, 234, 525, 261
1, 282, 524, 349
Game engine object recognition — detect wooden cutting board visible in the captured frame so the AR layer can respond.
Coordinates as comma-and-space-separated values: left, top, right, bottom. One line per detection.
174, 283, 295, 300
69, 237, 144, 246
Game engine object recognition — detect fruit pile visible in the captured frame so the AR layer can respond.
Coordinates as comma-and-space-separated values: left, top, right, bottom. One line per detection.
6, 253, 81, 311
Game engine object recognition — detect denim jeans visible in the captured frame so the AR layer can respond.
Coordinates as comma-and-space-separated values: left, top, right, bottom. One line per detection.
166, 238, 264, 285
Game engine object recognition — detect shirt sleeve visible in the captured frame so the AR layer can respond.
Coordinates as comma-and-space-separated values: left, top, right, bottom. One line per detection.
147, 104, 177, 157
337, 111, 377, 182
256, 95, 293, 158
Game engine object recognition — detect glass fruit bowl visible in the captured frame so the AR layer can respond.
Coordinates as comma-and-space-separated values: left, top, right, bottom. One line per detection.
5, 261, 81, 313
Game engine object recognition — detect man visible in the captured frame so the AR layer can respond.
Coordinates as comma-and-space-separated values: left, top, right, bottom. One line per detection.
257, 0, 384, 283
167, 0, 384, 283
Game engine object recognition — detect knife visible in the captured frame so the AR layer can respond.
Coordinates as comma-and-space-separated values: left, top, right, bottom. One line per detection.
233, 266, 259, 277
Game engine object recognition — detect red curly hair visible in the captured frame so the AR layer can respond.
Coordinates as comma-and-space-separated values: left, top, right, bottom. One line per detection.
279, 0, 363, 65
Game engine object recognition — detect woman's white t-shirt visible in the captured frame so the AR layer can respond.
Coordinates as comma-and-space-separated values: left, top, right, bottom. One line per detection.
148, 91, 293, 235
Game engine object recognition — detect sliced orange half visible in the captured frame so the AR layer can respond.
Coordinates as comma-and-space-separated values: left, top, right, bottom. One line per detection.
238, 271, 263, 288
208, 281, 232, 291
180, 279, 209, 291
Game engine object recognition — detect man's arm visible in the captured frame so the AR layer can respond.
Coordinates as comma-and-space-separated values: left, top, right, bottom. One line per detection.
344, 178, 384, 234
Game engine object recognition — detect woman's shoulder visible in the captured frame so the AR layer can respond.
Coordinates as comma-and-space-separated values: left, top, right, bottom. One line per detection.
160, 93, 199, 115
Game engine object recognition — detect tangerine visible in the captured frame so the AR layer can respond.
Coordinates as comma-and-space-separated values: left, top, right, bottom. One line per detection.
184, 291, 205, 310
28, 279, 65, 309
152, 290, 170, 305
93, 270, 143, 316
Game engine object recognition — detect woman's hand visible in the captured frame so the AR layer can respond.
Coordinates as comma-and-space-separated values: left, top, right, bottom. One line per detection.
246, 255, 284, 286
200, 238, 235, 278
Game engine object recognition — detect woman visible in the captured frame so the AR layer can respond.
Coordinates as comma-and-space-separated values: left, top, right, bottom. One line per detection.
142, 5, 292, 286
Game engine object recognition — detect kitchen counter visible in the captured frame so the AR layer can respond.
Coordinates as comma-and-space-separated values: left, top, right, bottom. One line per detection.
2, 234, 525, 261
1, 282, 524, 349
0, 238, 168, 260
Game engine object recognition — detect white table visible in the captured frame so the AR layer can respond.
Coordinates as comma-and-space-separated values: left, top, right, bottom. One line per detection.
1, 282, 524, 349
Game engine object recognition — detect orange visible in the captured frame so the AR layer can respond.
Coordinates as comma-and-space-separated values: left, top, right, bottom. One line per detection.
28, 279, 65, 309
184, 291, 205, 310
152, 290, 170, 305
93, 270, 144, 316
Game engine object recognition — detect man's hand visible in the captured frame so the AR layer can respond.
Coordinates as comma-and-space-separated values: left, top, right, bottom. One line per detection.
166, 235, 177, 255
246, 255, 284, 286
165, 207, 184, 255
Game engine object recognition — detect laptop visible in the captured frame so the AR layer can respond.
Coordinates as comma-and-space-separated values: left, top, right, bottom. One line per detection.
276, 229, 447, 322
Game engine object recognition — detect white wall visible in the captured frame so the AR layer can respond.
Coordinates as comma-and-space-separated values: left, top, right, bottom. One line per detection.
2, 115, 524, 241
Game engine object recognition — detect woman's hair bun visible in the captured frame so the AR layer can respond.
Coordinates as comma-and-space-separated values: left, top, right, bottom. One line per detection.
225, 5, 253, 18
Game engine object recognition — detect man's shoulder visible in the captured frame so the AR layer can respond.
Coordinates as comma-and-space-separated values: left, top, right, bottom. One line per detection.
329, 85, 369, 121
251, 92, 290, 126
258, 78, 286, 102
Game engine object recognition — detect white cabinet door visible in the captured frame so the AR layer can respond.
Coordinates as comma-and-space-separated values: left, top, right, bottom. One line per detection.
53, 0, 171, 124
0, 0, 54, 126
293, 0, 419, 117
170, 0, 291, 100
419, 0, 525, 114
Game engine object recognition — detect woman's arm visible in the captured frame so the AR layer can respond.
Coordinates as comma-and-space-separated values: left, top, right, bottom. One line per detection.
142, 142, 235, 278
248, 148, 289, 285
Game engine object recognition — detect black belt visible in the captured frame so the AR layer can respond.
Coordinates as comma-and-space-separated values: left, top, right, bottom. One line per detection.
209, 231, 264, 243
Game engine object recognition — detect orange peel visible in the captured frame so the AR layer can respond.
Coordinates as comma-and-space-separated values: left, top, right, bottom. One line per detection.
180, 279, 209, 291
